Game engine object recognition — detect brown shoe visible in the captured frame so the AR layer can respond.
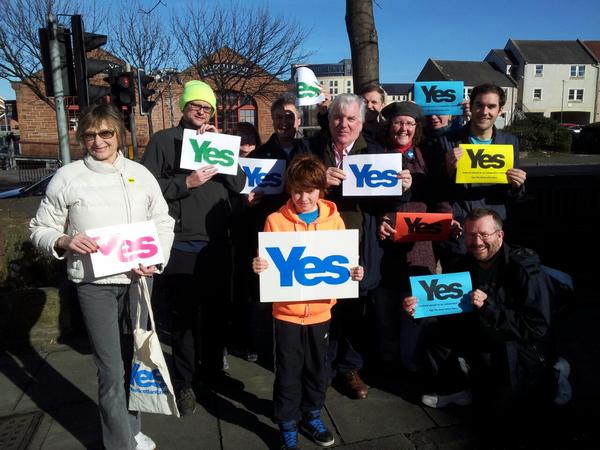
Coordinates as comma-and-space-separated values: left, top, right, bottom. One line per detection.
343, 370, 369, 399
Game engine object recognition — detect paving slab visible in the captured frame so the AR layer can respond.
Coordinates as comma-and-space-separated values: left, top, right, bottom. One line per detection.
0, 353, 46, 415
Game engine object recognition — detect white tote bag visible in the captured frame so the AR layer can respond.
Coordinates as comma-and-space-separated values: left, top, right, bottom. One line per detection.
128, 277, 180, 417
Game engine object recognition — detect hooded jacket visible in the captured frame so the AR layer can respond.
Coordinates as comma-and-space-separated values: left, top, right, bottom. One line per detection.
264, 198, 345, 325
30, 152, 175, 284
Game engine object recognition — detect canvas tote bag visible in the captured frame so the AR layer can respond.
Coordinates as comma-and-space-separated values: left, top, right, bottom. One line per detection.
129, 277, 180, 417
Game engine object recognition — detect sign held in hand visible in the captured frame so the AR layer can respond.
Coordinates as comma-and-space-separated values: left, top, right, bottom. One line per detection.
342, 153, 403, 197
414, 81, 464, 116
390, 212, 452, 242
410, 272, 473, 318
180, 130, 241, 175
240, 158, 286, 194
456, 144, 514, 184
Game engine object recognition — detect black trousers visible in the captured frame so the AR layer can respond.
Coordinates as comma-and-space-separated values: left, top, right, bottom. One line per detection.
164, 241, 231, 390
273, 319, 330, 423
327, 297, 365, 376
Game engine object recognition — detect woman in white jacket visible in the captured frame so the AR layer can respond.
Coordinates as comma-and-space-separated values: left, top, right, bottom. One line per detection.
30, 103, 174, 450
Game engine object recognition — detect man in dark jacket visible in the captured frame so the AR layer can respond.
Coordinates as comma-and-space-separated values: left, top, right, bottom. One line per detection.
141, 80, 246, 415
436, 83, 527, 258
403, 208, 570, 414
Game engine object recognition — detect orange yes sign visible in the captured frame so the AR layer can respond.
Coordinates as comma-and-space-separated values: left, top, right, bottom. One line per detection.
391, 212, 452, 242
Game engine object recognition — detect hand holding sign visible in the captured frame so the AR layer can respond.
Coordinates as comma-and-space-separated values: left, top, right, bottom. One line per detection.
56, 233, 99, 255
471, 289, 488, 309
506, 168, 527, 188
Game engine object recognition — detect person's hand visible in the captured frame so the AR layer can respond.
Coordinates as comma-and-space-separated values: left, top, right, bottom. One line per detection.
246, 191, 264, 206
471, 289, 488, 309
403, 296, 418, 316
350, 265, 364, 281
132, 264, 156, 277
186, 165, 218, 188
461, 99, 471, 121
378, 217, 395, 240
197, 124, 218, 134
326, 167, 346, 187
252, 256, 269, 274
507, 168, 526, 188
450, 219, 463, 239
446, 146, 463, 170
56, 233, 98, 255
318, 88, 331, 114
397, 169, 412, 191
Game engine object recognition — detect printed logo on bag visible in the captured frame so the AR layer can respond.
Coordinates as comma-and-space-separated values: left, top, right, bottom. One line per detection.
90, 235, 158, 263
297, 81, 321, 99
420, 84, 457, 103
190, 139, 234, 166
418, 279, 464, 300
130, 362, 167, 394
349, 164, 398, 188
466, 148, 505, 169
266, 246, 350, 287
243, 166, 282, 188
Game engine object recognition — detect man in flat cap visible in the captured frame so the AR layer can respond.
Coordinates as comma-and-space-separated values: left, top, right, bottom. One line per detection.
142, 80, 246, 415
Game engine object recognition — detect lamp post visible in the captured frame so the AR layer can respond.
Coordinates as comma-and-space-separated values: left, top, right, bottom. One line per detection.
560, 80, 565, 123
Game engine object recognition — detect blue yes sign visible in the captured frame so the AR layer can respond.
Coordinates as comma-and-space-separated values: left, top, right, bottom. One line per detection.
410, 272, 473, 318
414, 81, 464, 116
342, 153, 403, 197
258, 229, 359, 302
240, 158, 286, 194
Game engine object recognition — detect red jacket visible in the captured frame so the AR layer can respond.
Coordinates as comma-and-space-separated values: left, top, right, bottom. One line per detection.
264, 198, 345, 325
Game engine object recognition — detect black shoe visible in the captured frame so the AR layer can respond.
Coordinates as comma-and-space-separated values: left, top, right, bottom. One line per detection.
300, 410, 334, 447
176, 388, 197, 415
203, 370, 245, 393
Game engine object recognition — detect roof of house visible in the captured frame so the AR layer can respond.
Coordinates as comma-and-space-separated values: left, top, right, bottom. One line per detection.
381, 83, 412, 95
487, 49, 518, 65
509, 40, 597, 64
582, 40, 600, 60
421, 60, 516, 87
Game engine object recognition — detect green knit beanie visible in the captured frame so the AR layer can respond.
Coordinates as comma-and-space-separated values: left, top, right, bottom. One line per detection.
179, 80, 217, 114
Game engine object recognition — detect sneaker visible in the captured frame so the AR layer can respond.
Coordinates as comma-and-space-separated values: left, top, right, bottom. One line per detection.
134, 432, 156, 450
176, 387, 197, 416
421, 389, 473, 409
554, 357, 572, 405
279, 421, 300, 450
300, 410, 335, 447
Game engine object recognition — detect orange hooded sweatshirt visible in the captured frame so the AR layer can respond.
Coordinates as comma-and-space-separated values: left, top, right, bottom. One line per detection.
264, 198, 346, 325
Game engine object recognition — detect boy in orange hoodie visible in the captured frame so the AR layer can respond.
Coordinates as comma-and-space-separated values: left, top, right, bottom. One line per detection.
253, 154, 363, 449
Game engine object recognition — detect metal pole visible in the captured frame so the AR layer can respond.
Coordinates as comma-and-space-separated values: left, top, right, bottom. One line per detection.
129, 106, 138, 160
560, 80, 565, 124
48, 14, 71, 164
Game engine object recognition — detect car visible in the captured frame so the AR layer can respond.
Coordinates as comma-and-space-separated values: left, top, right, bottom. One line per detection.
559, 123, 583, 134
0, 173, 54, 199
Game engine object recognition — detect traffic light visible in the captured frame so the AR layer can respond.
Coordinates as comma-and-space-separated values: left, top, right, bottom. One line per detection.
111, 70, 136, 108
137, 69, 156, 115
38, 26, 76, 97
71, 14, 111, 107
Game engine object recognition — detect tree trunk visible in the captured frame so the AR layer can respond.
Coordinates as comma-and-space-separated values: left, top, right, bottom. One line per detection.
345, 0, 380, 93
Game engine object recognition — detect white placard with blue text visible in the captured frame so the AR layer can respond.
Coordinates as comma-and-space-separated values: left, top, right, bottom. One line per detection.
180, 129, 241, 175
258, 230, 359, 302
240, 158, 286, 194
342, 153, 403, 196
86, 221, 166, 278
414, 81, 464, 116
410, 272, 473, 319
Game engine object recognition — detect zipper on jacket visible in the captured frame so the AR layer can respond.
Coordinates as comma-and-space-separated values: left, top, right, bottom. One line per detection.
119, 171, 133, 223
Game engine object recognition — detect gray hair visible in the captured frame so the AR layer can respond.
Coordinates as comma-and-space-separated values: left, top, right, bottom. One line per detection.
329, 93, 366, 123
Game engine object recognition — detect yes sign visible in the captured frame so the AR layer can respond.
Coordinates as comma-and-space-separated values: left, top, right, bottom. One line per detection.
410, 272, 473, 319
180, 130, 241, 175
343, 153, 403, 197
258, 230, 359, 302
86, 220, 165, 278
240, 158, 286, 194
456, 144, 514, 184
414, 81, 464, 116
391, 212, 452, 242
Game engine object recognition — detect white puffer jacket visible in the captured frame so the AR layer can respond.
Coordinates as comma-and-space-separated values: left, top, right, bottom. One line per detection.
30, 152, 175, 284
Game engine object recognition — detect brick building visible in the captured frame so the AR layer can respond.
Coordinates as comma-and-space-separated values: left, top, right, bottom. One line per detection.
11, 48, 288, 160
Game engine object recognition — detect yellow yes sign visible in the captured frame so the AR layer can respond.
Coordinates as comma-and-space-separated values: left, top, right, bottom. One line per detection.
455, 144, 514, 184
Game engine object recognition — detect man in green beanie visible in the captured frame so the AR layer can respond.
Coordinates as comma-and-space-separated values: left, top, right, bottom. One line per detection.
142, 80, 246, 415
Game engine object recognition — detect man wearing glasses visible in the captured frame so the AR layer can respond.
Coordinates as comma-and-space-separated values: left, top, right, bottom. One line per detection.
403, 208, 570, 442
142, 80, 246, 416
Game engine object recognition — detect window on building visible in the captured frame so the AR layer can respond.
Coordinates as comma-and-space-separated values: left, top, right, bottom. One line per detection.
329, 80, 334, 87
347, 88, 351, 93
333, 88, 338, 94
334, 80, 338, 87
211, 91, 257, 130
570, 65, 585, 78
533, 88, 542, 100
535, 65, 543, 76
347, 80, 351, 86
568, 89, 584, 101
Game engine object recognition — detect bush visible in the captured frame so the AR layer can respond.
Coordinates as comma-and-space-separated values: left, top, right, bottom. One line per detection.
505, 116, 572, 153
572, 122, 600, 154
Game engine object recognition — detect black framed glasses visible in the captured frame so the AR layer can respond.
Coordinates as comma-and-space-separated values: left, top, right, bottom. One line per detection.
465, 230, 500, 241
82, 129, 116, 142
187, 103, 213, 114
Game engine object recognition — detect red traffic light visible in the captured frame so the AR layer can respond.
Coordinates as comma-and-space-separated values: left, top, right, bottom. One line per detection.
117, 75, 131, 88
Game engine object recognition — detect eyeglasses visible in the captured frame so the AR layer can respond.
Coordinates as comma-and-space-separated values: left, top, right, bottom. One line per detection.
392, 121, 417, 128
82, 129, 115, 142
187, 103, 213, 114
466, 230, 500, 241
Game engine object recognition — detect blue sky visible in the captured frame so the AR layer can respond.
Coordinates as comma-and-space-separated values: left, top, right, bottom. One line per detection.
2, 0, 599, 100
